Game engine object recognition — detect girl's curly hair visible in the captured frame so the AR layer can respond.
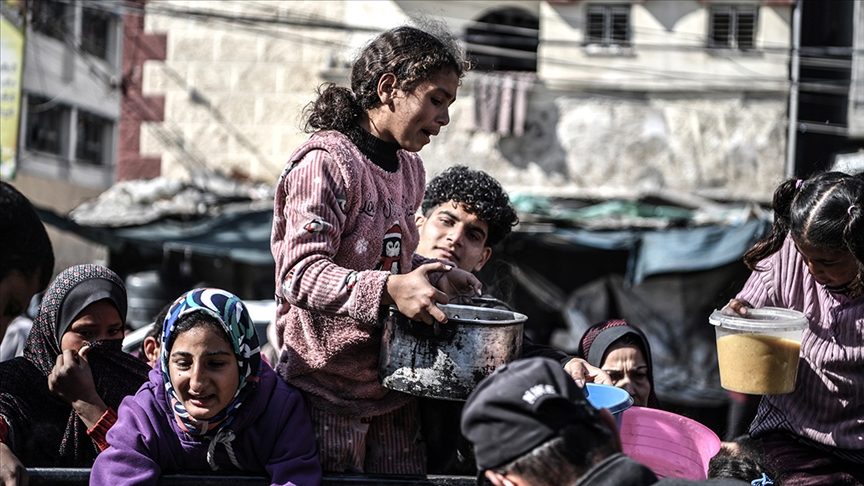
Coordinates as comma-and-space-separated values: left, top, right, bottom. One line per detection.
304, 24, 469, 135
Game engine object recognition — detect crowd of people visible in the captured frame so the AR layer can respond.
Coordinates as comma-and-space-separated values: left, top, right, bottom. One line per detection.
1, 22, 862, 486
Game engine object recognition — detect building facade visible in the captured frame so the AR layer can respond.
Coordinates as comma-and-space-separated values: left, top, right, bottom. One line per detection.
135, 0, 793, 202
17, 0, 124, 189
10, 0, 130, 271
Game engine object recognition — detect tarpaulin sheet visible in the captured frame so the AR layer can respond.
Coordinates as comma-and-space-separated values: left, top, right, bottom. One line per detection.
527, 218, 768, 285
38, 207, 275, 266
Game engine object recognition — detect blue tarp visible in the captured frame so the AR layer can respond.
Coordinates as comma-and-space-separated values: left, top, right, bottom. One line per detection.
528, 218, 769, 285
111, 209, 275, 265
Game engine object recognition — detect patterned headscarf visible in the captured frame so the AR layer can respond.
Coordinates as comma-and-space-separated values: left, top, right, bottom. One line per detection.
0, 264, 150, 466
576, 319, 660, 408
160, 288, 261, 436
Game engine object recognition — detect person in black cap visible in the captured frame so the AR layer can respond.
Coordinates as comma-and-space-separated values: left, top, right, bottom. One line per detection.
461, 357, 749, 486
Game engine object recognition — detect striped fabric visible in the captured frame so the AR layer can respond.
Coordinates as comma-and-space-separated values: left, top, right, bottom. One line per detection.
740, 238, 864, 461
307, 399, 425, 474
271, 130, 426, 418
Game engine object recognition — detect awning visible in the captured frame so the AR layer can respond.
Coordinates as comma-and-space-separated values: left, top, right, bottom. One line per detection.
37, 206, 275, 266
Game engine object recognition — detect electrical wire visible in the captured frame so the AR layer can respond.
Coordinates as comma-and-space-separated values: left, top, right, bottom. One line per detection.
103, 0, 860, 90
73, 1, 857, 132
53, 0, 857, 62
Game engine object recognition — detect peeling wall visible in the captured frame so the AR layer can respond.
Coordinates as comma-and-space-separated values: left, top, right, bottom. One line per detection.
421, 87, 787, 202
139, 0, 791, 202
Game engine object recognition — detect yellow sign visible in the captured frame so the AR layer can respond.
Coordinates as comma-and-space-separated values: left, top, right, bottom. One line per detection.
1, 1, 25, 180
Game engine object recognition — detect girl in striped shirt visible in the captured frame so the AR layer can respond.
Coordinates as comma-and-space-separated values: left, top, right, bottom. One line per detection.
270, 25, 480, 474
725, 171, 864, 485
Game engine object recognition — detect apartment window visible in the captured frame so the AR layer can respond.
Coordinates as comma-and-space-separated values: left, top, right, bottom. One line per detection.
25, 96, 66, 155
585, 5, 631, 46
465, 8, 539, 72
76, 111, 111, 165
81, 6, 110, 59
29, 0, 67, 42
708, 6, 758, 50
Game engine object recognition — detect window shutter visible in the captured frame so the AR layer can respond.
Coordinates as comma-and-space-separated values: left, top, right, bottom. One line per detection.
585, 5, 630, 46
26, 96, 65, 155
710, 8, 732, 48
586, 7, 606, 44
81, 7, 111, 60
610, 7, 629, 44
736, 8, 757, 49
709, 6, 758, 50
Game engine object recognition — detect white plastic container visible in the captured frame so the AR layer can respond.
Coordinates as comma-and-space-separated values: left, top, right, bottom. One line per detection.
709, 307, 808, 395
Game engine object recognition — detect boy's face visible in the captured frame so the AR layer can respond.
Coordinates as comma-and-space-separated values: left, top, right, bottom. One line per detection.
415, 201, 492, 273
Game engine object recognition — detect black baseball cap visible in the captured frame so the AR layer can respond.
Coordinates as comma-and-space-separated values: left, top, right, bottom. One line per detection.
460, 357, 604, 475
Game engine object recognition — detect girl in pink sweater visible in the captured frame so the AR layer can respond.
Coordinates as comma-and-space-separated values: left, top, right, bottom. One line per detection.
270, 25, 478, 474
725, 171, 864, 485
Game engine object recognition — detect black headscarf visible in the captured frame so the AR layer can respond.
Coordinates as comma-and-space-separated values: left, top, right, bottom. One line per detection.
0, 264, 150, 466
576, 319, 660, 408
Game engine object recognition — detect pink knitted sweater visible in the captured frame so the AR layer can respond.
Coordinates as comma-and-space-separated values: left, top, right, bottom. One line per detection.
271, 130, 427, 417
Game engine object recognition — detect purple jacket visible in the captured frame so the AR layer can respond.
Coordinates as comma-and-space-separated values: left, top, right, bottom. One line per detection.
90, 365, 322, 486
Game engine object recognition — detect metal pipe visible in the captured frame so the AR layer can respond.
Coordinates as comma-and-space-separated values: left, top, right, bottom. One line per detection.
26, 469, 478, 486
785, 0, 803, 177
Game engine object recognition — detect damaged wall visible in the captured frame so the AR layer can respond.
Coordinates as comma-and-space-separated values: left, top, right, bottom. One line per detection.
137, 0, 791, 202
423, 89, 788, 202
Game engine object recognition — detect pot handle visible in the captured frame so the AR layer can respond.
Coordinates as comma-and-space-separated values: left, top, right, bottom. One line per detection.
390, 308, 458, 341
468, 296, 514, 311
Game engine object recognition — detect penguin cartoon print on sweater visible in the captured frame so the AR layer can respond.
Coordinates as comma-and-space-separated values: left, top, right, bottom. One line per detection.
303, 218, 330, 234
376, 224, 402, 274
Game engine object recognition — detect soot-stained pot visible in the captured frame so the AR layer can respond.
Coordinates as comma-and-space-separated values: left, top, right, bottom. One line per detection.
379, 303, 526, 401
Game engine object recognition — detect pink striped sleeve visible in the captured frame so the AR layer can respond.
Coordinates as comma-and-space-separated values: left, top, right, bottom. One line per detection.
737, 245, 788, 308
737, 238, 801, 309
275, 150, 388, 322
737, 265, 777, 308
738, 238, 812, 310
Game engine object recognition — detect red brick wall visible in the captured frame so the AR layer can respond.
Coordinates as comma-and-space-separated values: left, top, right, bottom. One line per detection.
117, 0, 166, 181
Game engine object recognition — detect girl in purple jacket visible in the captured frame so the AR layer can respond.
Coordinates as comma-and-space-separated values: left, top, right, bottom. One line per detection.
91, 288, 321, 486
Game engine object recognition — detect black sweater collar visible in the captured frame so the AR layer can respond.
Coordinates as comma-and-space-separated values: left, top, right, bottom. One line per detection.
347, 125, 400, 173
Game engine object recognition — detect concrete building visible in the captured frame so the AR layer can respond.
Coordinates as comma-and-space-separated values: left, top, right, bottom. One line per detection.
10, 0, 129, 272
133, 0, 794, 202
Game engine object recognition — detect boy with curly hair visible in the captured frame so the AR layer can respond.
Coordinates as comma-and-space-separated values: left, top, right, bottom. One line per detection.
416, 165, 519, 271
415, 166, 612, 473
416, 166, 607, 378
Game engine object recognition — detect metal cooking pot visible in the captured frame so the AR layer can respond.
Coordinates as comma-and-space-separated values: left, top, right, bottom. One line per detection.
378, 303, 526, 401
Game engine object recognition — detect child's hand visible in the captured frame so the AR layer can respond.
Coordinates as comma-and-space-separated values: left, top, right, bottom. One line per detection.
49, 347, 100, 404
0, 443, 28, 486
722, 298, 753, 316
48, 345, 109, 429
384, 262, 452, 324
435, 267, 482, 301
